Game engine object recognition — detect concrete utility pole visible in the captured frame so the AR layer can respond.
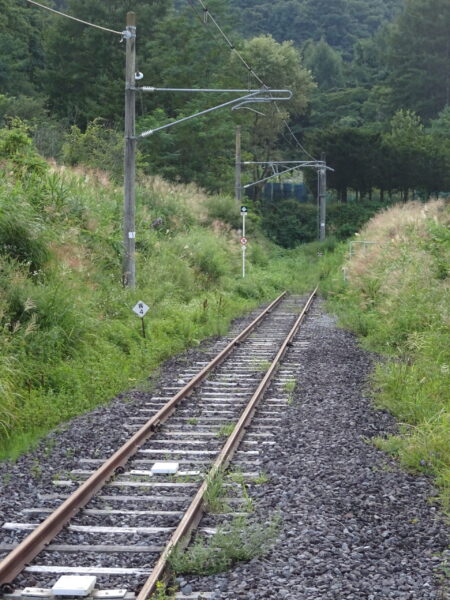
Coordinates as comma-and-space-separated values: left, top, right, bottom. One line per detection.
123, 12, 136, 288
318, 153, 327, 242
235, 126, 242, 205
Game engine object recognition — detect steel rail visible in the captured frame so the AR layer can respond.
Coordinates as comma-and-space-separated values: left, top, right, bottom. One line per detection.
0, 292, 287, 590
136, 287, 317, 600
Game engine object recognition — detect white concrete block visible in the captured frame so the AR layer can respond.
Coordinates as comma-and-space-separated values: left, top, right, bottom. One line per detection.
151, 461, 179, 474
52, 576, 97, 597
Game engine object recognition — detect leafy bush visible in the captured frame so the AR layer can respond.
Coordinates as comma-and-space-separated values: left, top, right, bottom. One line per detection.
204, 195, 241, 229
62, 119, 124, 180
261, 200, 317, 247
0, 120, 48, 175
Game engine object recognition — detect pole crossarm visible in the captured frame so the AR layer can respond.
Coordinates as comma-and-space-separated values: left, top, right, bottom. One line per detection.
243, 160, 334, 171
136, 87, 291, 95
136, 88, 292, 139
242, 160, 334, 189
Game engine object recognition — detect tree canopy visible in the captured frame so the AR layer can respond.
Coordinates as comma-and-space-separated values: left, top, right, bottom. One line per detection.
229, 0, 403, 55
387, 0, 450, 120
0, 0, 449, 214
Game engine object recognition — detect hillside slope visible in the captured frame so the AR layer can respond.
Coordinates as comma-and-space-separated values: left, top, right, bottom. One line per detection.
0, 124, 324, 458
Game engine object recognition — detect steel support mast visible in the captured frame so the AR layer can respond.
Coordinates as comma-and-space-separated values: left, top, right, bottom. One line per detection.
318, 154, 327, 242
123, 12, 136, 288
235, 125, 242, 206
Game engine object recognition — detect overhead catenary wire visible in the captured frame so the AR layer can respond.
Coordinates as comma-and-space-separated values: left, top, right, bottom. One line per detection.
190, 0, 317, 159
275, 105, 317, 160
25, 0, 123, 36
195, 0, 265, 87
185, 0, 226, 47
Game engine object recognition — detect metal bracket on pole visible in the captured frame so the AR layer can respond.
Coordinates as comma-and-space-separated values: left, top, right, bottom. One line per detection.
134, 88, 292, 139
123, 77, 292, 286
120, 29, 136, 41
242, 160, 334, 190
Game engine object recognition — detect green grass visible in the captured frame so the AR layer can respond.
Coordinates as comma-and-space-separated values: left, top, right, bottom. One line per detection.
216, 422, 235, 438
0, 124, 333, 459
148, 582, 177, 600
167, 515, 280, 576
324, 201, 450, 512
203, 468, 231, 514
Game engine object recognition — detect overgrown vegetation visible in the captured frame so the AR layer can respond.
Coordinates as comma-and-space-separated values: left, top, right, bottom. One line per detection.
168, 515, 280, 576
216, 423, 235, 438
324, 200, 450, 511
0, 123, 330, 459
203, 468, 231, 514
148, 581, 176, 600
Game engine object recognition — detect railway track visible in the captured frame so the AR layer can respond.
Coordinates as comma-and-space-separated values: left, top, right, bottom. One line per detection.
0, 289, 317, 600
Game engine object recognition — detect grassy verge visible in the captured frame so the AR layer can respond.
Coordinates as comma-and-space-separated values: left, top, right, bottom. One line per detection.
323, 200, 450, 512
0, 126, 333, 459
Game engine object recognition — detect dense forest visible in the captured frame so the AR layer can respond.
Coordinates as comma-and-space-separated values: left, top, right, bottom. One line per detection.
1, 0, 450, 245
229, 0, 404, 56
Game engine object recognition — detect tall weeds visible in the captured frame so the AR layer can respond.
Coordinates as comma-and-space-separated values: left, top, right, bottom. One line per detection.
0, 136, 325, 459
326, 200, 450, 511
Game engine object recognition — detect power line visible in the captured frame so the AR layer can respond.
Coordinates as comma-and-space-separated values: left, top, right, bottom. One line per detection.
275, 105, 317, 160
185, 0, 224, 47
25, 0, 123, 36
191, 0, 317, 159
196, 0, 265, 87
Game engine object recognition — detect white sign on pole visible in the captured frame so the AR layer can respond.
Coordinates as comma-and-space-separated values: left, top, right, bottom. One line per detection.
132, 301, 149, 318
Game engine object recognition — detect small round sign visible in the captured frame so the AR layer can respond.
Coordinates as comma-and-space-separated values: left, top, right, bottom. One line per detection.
240, 237, 248, 245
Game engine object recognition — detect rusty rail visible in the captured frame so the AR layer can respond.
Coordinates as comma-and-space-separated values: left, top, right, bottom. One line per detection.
0, 292, 287, 590
136, 287, 317, 599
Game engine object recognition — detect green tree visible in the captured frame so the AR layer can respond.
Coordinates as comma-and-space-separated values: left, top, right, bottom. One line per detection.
42, 0, 169, 127
136, 2, 237, 190
229, 0, 403, 56
303, 38, 344, 91
139, 30, 315, 193
387, 0, 450, 120
0, 0, 45, 97
306, 126, 383, 202
228, 35, 315, 200
382, 110, 427, 200
429, 106, 450, 138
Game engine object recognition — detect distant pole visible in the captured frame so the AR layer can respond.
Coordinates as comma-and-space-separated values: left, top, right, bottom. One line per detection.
123, 12, 136, 288
235, 126, 242, 206
318, 152, 327, 242
242, 211, 246, 279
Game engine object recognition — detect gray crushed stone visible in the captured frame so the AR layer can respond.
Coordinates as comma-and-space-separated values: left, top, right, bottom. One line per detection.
0, 298, 448, 600
180, 299, 449, 600
0, 304, 265, 591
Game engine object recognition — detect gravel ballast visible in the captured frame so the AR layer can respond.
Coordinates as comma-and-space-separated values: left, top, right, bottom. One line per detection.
180, 300, 449, 600
0, 297, 448, 599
